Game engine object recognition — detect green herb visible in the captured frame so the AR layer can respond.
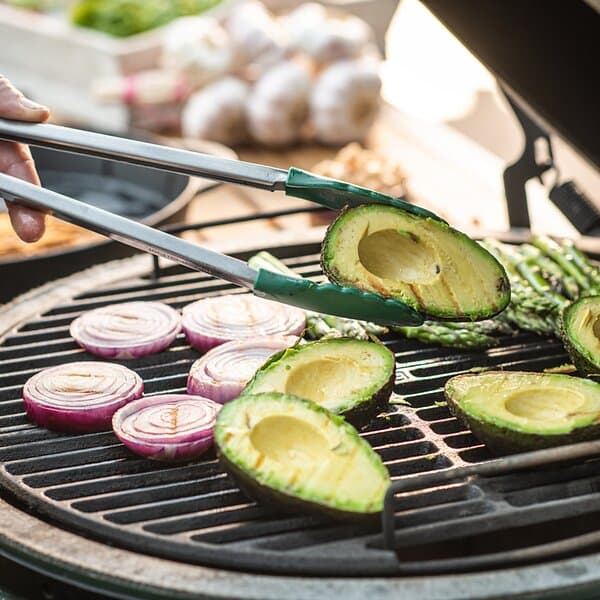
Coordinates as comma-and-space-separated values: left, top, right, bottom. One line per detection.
71, 0, 221, 37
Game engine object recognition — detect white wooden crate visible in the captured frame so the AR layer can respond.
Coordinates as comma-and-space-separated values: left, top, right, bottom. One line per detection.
0, 2, 235, 132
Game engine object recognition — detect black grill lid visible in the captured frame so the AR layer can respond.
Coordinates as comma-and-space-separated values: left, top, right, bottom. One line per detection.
421, 0, 600, 170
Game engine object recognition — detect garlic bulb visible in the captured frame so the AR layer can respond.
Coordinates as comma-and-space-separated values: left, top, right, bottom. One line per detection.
246, 61, 311, 146
161, 17, 234, 88
310, 60, 381, 145
182, 77, 249, 146
225, 1, 287, 76
283, 3, 371, 64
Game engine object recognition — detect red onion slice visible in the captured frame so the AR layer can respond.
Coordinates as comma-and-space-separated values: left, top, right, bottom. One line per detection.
22, 361, 143, 433
70, 301, 181, 359
112, 394, 220, 461
182, 294, 305, 352
187, 336, 297, 403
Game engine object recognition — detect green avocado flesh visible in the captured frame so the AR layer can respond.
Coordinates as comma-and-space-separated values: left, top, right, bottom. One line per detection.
214, 393, 390, 518
446, 371, 600, 455
561, 296, 600, 376
242, 338, 395, 428
321, 205, 510, 320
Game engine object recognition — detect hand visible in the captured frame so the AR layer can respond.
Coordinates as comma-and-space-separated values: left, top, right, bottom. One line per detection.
0, 75, 50, 242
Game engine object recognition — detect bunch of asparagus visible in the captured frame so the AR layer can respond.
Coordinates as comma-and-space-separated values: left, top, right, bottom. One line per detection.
481, 236, 600, 339
249, 237, 600, 350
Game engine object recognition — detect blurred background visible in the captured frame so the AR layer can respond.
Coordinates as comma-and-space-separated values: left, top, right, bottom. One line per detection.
0, 0, 598, 271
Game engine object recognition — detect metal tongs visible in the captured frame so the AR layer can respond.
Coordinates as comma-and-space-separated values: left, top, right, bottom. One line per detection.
0, 119, 431, 326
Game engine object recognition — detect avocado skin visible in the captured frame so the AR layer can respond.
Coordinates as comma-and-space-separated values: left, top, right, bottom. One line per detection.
320, 205, 511, 321
342, 364, 394, 430
217, 447, 380, 523
560, 299, 600, 376
242, 338, 396, 430
445, 373, 600, 455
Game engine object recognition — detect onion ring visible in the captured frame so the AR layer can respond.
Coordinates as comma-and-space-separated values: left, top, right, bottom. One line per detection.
112, 394, 220, 461
187, 336, 297, 403
22, 361, 143, 432
70, 301, 181, 359
182, 294, 305, 352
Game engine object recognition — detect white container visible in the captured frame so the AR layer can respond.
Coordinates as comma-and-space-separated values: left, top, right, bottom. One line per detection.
0, 2, 236, 132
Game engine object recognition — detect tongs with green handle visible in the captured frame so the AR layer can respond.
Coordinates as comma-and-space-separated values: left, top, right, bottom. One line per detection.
0, 119, 431, 325
0, 174, 422, 326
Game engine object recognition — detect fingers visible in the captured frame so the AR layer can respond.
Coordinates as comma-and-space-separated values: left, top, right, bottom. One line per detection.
5, 201, 47, 243
0, 75, 49, 242
0, 75, 50, 122
1, 140, 46, 242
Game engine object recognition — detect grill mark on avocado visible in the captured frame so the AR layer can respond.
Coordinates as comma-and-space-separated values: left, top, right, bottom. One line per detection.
439, 275, 462, 313
408, 285, 424, 309
323, 442, 360, 504
365, 274, 390, 296
288, 469, 300, 487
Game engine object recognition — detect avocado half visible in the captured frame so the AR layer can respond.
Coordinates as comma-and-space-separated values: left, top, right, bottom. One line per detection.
321, 205, 510, 321
445, 370, 600, 455
242, 338, 395, 429
214, 392, 390, 520
561, 296, 600, 376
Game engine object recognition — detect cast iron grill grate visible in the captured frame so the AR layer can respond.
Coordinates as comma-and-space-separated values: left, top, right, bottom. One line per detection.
1, 241, 599, 576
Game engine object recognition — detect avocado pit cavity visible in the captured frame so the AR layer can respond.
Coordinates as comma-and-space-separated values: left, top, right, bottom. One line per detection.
358, 229, 440, 284
504, 388, 585, 421
284, 357, 359, 408
250, 415, 329, 465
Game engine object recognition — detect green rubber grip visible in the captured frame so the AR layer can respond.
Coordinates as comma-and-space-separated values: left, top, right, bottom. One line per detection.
253, 269, 424, 327
285, 167, 445, 222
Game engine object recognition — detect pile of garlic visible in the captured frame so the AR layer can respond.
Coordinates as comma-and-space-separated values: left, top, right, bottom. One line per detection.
95, 1, 382, 147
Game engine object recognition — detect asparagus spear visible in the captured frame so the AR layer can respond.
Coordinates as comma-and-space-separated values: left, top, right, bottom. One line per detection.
519, 244, 580, 300
532, 235, 591, 292
502, 278, 560, 336
442, 319, 515, 336
559, 238, 600, 293
481, 240, 561, 336
507, 248, 568, 309
393, 322, 498, 349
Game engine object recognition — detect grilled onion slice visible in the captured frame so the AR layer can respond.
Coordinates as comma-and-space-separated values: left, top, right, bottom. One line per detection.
23, 361, 143, 432
112, 394, 221, 461
70, 301, 181, 359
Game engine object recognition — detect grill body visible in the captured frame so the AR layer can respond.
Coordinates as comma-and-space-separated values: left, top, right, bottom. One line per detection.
2, 233, 600, 599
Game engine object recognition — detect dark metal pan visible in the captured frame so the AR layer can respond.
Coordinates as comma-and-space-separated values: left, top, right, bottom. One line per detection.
0, 141, 229, 303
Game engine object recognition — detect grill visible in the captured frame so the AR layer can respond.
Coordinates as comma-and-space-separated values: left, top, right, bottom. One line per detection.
2, 211, 600, 599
